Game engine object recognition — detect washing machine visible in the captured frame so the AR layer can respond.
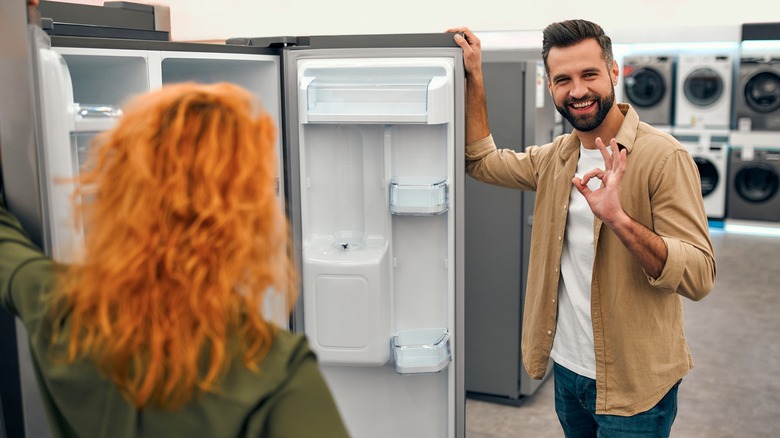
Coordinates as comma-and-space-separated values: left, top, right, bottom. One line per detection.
734, 56, 780, 131
675, 54, 733, 129
623, 55, 675, 127
674, 130, 729, 219
726, 147, 780, 222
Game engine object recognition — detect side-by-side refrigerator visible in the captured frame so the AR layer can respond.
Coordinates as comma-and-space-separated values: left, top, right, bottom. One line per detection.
0, 7, 465, 436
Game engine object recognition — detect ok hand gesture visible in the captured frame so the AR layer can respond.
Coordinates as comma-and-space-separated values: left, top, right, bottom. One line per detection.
572, 137, 628, 227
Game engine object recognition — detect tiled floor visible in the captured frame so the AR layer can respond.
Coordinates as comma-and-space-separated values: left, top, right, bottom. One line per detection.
465, 227, 780, 437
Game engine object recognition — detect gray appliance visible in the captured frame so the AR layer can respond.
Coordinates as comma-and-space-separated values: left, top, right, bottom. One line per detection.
726, 147, 780, 222
0, 4, 53, 437
623, 55, 675, 127
465, 49, 557, 405
734, 56, 780, 131
1, 4, 467, 435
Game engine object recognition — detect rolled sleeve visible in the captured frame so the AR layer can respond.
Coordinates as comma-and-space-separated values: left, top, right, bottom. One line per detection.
646, 236, 685, 292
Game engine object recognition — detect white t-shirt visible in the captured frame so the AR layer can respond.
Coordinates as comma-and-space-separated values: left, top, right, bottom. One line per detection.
549, 144, 607, 379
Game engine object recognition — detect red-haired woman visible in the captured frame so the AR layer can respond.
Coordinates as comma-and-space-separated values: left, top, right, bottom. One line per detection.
0, 82, 349, 437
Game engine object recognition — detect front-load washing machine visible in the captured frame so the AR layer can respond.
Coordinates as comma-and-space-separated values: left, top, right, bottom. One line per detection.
675, 54, 733, 129
734, 56, 780, 131
726, 147, 780, 222
674, 130, 729, 219
623, 55, 675, 127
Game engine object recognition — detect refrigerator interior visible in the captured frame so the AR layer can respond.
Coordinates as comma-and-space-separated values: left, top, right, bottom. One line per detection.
290, 55, 460, 437
53, 46, 288, 326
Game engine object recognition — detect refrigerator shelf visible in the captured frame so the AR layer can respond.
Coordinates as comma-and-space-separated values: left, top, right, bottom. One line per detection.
391, 328, 451, 375
389, 177, 448, 215
298, 61, 453, 124
73, 103, 122, 132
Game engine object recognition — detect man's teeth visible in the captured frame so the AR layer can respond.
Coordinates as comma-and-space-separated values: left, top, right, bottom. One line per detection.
572, 101, 593, 108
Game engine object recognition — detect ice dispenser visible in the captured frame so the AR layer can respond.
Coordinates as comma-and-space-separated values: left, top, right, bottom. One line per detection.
297, 58, 455, 370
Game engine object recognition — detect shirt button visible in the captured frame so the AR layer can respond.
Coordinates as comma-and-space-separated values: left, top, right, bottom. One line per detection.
552, 298, 556, 303
558, 236, 562, 241
547, 330, 552, 335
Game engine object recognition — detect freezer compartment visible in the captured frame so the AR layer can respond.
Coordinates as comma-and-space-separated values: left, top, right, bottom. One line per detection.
303, 242, 392, 365
298, 59, 453, 124
392, 328, 451, 374
389, 177, 448, 215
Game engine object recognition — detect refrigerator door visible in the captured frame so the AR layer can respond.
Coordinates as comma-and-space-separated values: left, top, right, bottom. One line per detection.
279, 36, 464, 438
0, 6, 48, 437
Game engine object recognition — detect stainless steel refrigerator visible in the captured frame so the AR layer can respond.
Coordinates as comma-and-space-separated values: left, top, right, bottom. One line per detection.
0, 6, 465, 436
464, 48, 559, 405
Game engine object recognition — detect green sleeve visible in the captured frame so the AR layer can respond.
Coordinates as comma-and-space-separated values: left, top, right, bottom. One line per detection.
0, 205, 55, 328
260, 338, 351, 438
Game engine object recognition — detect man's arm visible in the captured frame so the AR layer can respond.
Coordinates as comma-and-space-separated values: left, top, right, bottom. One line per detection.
448, 27, 490, 144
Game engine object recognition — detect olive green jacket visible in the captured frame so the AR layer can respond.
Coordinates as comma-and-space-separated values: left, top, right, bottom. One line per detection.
465, 103, 716, 416
0, 205, 349, 437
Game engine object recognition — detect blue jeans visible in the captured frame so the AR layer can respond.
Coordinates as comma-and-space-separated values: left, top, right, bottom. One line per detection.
553, 362, 680, 438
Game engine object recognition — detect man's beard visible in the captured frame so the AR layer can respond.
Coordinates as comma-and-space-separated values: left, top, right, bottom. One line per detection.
555, 89, 615, 132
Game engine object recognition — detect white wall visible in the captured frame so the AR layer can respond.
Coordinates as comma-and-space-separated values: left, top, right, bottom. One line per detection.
48, 0, 777, 44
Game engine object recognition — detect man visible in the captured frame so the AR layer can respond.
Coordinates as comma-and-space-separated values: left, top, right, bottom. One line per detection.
449, 20, 716, 437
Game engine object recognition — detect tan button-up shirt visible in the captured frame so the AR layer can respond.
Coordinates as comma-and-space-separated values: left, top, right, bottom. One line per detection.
465, 103, 716, 416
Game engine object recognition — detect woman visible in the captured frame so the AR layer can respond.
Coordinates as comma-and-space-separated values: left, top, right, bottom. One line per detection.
1, 81, 349, 437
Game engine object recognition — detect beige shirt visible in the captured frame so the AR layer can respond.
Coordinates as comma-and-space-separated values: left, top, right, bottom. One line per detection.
465, 103, 716, 416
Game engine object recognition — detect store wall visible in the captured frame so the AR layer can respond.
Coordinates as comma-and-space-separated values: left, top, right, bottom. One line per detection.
47, 0, 776, 44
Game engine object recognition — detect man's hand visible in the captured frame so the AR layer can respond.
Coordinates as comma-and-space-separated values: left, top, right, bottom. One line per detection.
572, 137, 629, 228
447, 27, 482, 79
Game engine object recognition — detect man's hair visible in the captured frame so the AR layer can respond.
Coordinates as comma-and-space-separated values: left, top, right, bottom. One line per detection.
541, 19, 614, 75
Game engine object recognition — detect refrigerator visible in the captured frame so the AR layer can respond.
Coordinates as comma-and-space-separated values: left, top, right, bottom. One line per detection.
464, 48, 559, 405
0, 5, 465, 438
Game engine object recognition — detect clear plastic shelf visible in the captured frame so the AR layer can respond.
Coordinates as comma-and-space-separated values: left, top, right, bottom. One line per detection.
73, 103, 122, 132
391, 328, 451, 375
298, 61, 453, 124
389, 177, 448, 215
306, 79, 430, 122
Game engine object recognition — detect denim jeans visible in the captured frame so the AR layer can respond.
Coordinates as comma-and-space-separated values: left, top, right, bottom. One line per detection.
553, 362, 680, 438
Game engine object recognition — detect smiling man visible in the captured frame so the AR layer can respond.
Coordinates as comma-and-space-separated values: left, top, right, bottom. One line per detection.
449, 20, 717, 437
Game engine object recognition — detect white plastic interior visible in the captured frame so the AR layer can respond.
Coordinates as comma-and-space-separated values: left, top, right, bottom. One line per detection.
298, 58, 455, 368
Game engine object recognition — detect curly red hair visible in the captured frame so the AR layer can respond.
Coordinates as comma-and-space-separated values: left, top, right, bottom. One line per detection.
51, 82, 297, 410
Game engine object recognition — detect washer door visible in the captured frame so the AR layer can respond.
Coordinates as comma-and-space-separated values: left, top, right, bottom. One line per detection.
625, 67, 666, 108
734, 162, 779, 203
744, 70, 780, 113
684, 67, 723, 107
693, 156, 719, 197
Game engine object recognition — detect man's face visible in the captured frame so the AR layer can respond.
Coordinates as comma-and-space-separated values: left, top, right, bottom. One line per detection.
546, 39, 618, 132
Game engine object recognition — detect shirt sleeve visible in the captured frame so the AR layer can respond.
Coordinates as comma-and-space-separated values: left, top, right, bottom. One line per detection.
0, 205, 55, 327
260, 337, 350, 438
465, 134, 540, 191
644, 149, 716, 301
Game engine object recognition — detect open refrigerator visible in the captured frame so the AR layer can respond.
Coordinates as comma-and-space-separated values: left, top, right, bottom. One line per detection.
0, 6, 465, 436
